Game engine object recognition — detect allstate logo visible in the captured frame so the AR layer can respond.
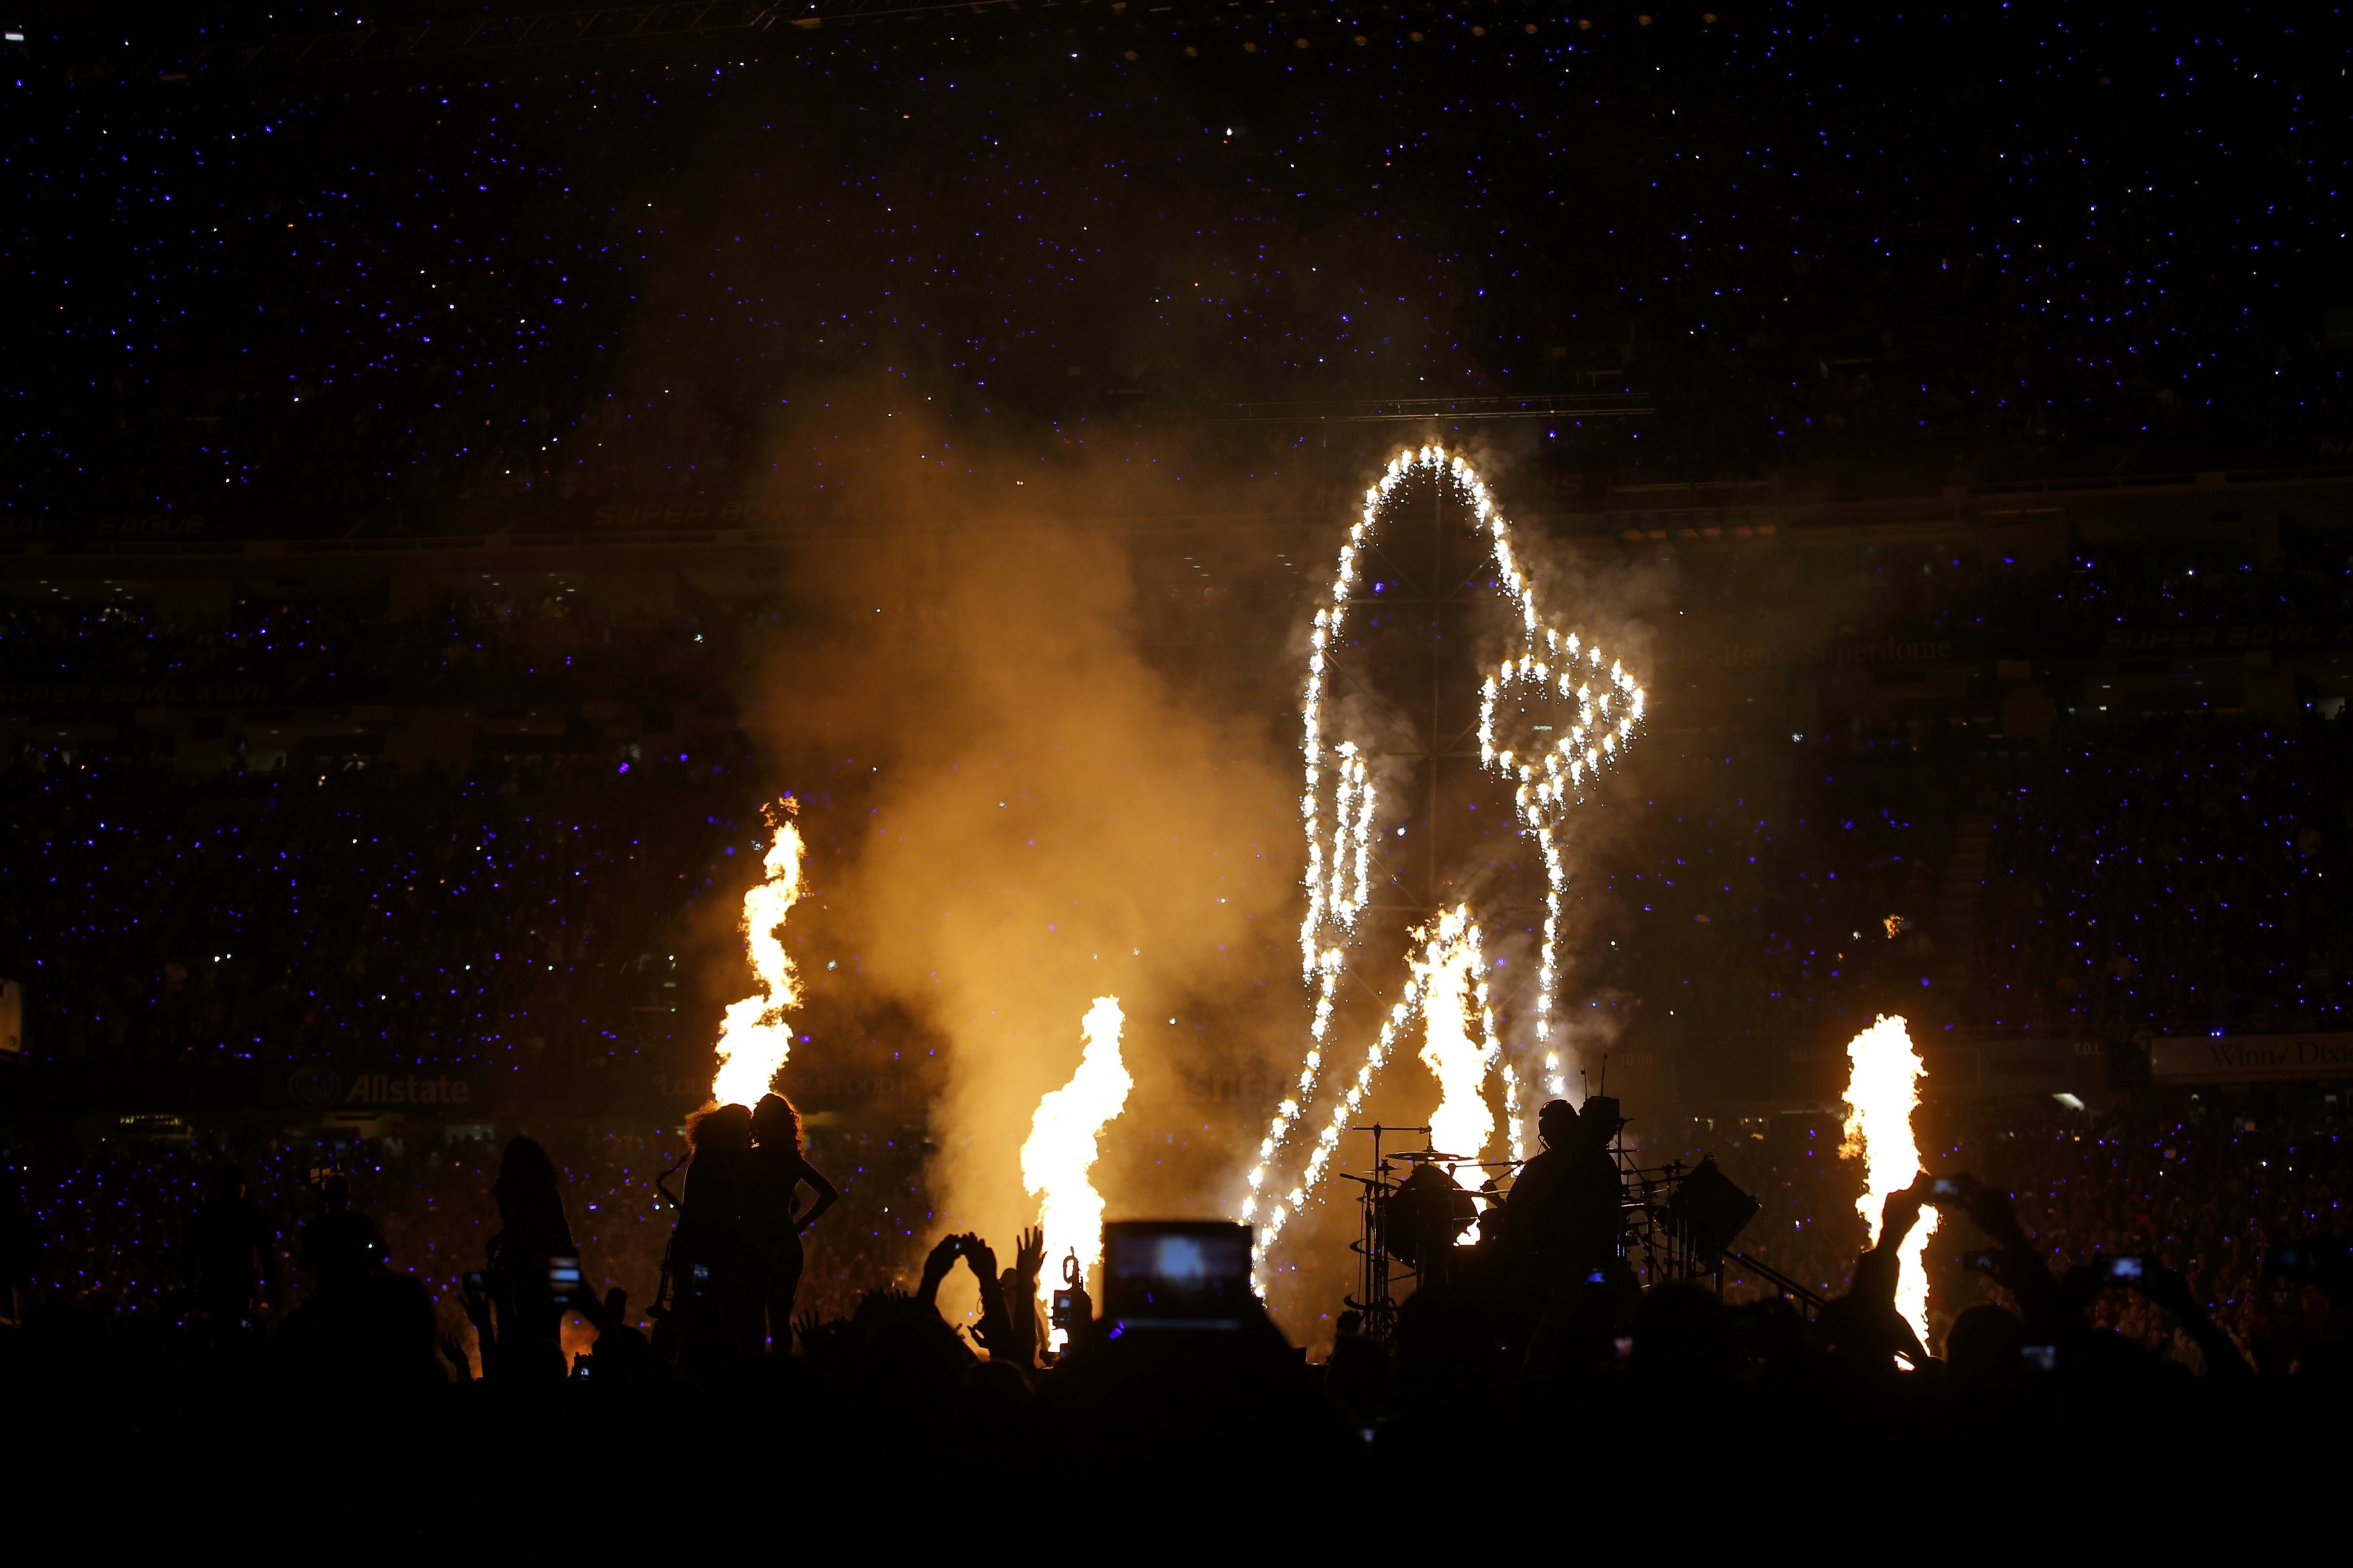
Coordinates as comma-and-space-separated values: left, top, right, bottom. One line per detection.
287, 1063, 342, 1108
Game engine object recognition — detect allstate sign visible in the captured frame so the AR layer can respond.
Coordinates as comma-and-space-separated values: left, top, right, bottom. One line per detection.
287, 1063, 342, 1107
288, 1064, 476, 1108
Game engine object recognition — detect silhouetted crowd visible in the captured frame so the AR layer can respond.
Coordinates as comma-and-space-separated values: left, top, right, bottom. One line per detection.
6, 1080, 2351, 1523
0, 755, 760, 1081
1702, 1094, 2351, 1368
0, 591, 774, 1081
11, 569, 2348, 1093
1974, 712, 2353, 1039
1588, 702, 2353, 1060
0, 591, 767, 709
7, 1114, 931, 1335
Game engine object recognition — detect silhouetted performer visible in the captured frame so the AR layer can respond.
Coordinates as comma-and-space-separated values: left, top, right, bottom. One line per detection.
479, 1135, 580, 1383
299, 1174, 387, 1296
0, 1165, 29, 1326
748, 1092, 839, 1352
184, 1164, 278, 1331
658, 1102, 765, 1366
1502, 1099, 1625, 1284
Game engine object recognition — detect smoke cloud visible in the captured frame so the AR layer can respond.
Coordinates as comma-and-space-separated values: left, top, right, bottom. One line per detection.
747, 384, 1295, 1303
727, 395, 1761, 1332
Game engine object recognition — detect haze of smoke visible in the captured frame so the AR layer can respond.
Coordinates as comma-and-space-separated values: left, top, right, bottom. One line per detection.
1518, 523, 1868, 1134
1518, 540, 1676, 1106
750, 387, 1295, 1298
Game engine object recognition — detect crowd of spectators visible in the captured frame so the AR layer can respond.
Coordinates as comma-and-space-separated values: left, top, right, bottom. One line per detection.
1971, 712, 2353, 1040
0, 579, 851, 1088
1934, 542, 2353, 649
9, 542, 2348, 1091
0, 589, 771, 708
6, 1118, 931, 1342
0, 720, 765, 1083
9, 1064, 2344, 1383
8, 5, 2342, 532
1588, 700, 2353, 1059
1706, 1093, 2350, 1376
4, 1088, 2349, 1512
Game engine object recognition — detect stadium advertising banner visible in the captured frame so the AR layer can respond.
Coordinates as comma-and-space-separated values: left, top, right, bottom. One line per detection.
286, 1063, 479, 1110
2150, 1034, 2353, 1085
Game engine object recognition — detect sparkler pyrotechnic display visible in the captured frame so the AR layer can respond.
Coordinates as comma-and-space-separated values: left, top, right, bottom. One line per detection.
1840, 1014, 1938, 1350
1248, 445, 1649, 1276
709, 799, 807, 1108
1021, 995, 1133, 1348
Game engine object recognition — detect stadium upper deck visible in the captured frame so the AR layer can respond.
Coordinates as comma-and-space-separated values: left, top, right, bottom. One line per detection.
4, 2, 2344, 543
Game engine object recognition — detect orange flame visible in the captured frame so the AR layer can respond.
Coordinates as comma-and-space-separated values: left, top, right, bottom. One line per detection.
1414, 906, 1497, 1237
1021, 996, 1132, 1349
1839, 1014, 1936, 1350
710, 800, 806, 1108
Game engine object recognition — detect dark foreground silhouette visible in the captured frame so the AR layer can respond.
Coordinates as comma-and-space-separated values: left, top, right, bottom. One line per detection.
9, 1100, 2353, 1535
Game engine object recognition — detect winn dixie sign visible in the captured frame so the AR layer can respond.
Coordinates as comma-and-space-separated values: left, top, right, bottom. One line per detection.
2150, 1034, 2353, 1085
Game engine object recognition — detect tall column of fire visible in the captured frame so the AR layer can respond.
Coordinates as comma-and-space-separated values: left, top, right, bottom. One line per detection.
1840, 1013, 1937, 1349
710, 799, 807, 1107
1022, 995, 1133, 1348
1417, 906, 1499, 1225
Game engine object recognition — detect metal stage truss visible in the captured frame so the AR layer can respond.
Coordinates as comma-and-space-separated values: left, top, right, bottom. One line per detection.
1215, 393, 1652, 424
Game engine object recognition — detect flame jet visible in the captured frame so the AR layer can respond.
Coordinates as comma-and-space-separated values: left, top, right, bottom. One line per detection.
1416, 907, 1500, 1235
1021, 995, 1133, 1348
710, 799, 807, 1108
1249, 446, 1650, 1278
1840, 1014, 1938, 1350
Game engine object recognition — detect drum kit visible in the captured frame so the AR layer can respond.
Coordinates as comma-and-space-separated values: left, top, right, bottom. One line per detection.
1337, 1124, 1507, 1342
1337, 1107, 1771, 1342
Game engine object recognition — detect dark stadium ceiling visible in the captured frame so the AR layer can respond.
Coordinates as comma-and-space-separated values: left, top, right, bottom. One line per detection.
105, 0, 1369, 78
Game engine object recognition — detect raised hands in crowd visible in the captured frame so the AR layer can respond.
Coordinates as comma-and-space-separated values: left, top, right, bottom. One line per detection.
7, 1105, 2352, 1496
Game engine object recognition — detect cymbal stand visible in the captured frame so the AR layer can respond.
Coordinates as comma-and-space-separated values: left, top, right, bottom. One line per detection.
1339, 1122, 1429, 1344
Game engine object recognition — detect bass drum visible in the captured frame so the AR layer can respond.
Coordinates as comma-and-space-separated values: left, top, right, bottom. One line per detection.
1381, 1160, 1478, 1268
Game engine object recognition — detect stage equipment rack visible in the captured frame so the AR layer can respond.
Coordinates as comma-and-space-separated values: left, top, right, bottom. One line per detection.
1613, 1147, 1715, 1292
1339, 1123, 1425, 1346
